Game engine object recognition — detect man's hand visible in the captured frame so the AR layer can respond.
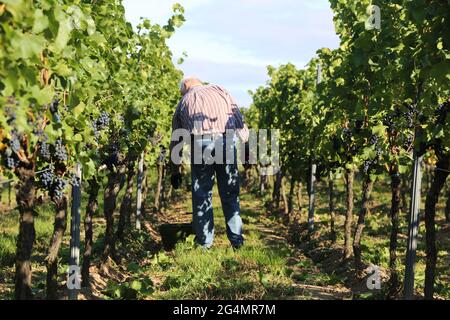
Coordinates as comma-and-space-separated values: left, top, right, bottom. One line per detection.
171, 173, 182, 190
243, 142, 251, 170
170, 164, 183, 190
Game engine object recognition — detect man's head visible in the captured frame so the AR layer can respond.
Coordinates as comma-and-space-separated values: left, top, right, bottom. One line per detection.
179, 77, 203, 95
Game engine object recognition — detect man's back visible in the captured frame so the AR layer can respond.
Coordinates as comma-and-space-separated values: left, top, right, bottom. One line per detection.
173, 85, 248, 140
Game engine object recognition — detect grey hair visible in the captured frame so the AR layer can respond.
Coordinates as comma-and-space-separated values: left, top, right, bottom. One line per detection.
179, 76, 202, 94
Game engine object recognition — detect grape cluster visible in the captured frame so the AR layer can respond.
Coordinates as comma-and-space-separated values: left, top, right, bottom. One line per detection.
93, 125, 100, 141
38, 170, 67, 200
363, 159, 377, 174
104, 141, 120, 169
342, 128, 352, 141
6, 156, 18, 169
97, 112, 110, 130
30, 112, 44, 136
92, 112, 111, 141
52, 177, 67, 200
50, 99, 59, 114
68, 172, 81, 187
40, 170, 54, 189
383, 114, 399, 136
363, 134, 383, 174
385, 106, 411, 133
369, 134, 379, 146
38, 141, 51, 161
10, 131, 20, 153
405, 134, 414, 149
363, 160, 371, 174
53, 139, 68, 162
376, 145, 382, 157
49, 99, 63, 124
370, 134, 383, 156
405, 106, 414, 129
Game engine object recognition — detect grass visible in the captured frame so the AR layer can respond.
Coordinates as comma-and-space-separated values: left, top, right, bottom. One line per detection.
145, 191, 300, 300
0, 168, 160, 299
0, 169, 448, 300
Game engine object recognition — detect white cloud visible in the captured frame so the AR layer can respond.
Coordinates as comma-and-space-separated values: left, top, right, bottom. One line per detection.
123, 0, 214, 25
122, 0, 339, 107
168, 30, 305, 68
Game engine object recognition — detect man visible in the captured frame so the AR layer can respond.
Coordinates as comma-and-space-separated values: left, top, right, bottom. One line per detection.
169, 77, 249, 249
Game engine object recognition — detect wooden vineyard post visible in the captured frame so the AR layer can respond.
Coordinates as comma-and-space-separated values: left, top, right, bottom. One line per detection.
8, 181, 12, 206
404, 153, 423, 299
0, 180, 4, 206
68, 163, 82, 300
308, 162, 317, 233
136, 152, 144, 230
308, 63, 322, 234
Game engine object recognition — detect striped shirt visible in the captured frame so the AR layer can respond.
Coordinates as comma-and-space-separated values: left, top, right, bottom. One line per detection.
171, 85, 249, 143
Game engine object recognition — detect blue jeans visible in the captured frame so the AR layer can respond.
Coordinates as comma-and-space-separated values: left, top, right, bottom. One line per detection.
190, 136, 244, 248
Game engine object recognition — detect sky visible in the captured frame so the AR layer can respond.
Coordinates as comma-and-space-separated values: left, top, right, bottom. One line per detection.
122, 0, 340, 107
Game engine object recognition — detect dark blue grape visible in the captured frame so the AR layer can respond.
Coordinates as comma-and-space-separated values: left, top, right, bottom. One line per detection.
376, 146, 382, 157
405, 108, 414, 128
53, 139, 68, 162
6, 156, 17, 169
383, 114, 396, 134
92, 122, 100, 142
96, 112, 110, 130
406, 135, 414, 147
39, 170, 54, 189
39, 142, 51, 160
363, 161, 371, 174
10, 131, 20, 153
50, 99, 59, 114
342, 128, 352, 141
103, 141, 120, 169
51, 177, 67, 200
369, 135, 379, 146
363, 159, 378, 174
68, 173, 81, 187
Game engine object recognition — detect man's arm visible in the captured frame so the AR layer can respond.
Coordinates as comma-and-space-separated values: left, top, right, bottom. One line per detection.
169, 103, 184, 189
232, 107, 249, 143
227, 92, 249, 144
222, 88, 252, 168
169, 103, 183, 172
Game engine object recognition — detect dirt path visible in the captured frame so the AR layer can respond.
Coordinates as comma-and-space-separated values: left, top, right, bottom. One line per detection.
253, 220, 352, 300
119, 189, 356, 300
